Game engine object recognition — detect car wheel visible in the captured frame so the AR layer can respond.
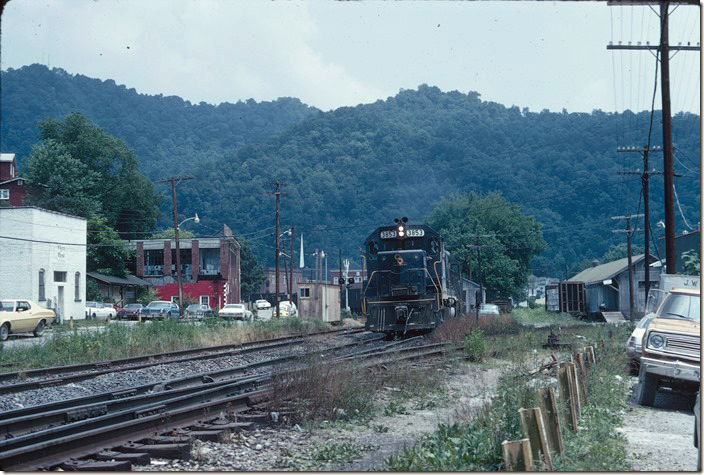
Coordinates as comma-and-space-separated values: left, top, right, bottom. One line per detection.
92, 313, 97, 320
0, 323, 9, 341
638, 367, 658, 407
33, 320, 46, 337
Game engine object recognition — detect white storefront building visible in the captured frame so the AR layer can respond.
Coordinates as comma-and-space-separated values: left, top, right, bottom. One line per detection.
0, 207, 87, 322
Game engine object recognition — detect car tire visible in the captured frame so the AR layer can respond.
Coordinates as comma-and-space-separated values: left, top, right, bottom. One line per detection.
33, 320, 46, 337
0, 323, 9, 341
91, 313, 97, 320
638, 367, 658, 407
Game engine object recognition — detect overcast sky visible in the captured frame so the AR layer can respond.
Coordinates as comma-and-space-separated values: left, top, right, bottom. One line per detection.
1, 0, 700, 114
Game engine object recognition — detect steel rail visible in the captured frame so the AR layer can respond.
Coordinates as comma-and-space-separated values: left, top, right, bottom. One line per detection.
0, 334, 429, 471
0, 327, 364, 383
0, 333, 386, 433
0, 387, 270, 471
0, 327, 366, 394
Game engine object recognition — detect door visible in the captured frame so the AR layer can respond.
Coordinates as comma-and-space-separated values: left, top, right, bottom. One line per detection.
15, 301, 35, 331
57, 286, 65, 323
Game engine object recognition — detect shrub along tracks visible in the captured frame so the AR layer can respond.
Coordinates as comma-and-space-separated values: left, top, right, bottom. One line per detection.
0, 329, 456, 471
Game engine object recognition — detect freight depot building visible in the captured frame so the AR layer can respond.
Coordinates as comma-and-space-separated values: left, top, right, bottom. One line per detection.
0, 207, 87, 322
127, 232, 241, 309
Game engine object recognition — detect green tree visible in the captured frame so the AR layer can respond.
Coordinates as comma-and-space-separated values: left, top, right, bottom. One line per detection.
238, 237, 264, 299
682, 250, 700, 276
150, 228, 196, 239
426, 192, 546, 299
601, 243, 644, 263
87, 215, 133, 277
26, 112, 160, 239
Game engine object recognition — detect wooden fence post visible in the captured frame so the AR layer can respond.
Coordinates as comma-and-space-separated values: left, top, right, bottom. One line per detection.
572, 352, 588, 404
558, 362, 579, 431
538, 387, 564, 455
502, 438, 534, 471
518, 407, 553, 470
586, 346, 596, 365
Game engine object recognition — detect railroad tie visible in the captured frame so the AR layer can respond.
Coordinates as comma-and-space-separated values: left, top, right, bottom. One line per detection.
94, 450, 151, 465
119, 442, 192, 460
59, 459, 132, 471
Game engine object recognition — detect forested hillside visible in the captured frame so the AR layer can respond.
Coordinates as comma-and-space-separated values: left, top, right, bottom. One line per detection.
2, 65, 700, 277
1, 64, 319, 177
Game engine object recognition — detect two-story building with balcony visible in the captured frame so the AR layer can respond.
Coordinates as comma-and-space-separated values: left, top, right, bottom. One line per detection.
127, 230, 241, 310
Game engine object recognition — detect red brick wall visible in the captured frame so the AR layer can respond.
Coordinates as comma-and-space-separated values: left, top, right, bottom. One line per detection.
154, 280, 225, 309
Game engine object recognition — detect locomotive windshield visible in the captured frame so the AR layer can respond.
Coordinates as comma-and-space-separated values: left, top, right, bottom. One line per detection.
378, 250, 426, 272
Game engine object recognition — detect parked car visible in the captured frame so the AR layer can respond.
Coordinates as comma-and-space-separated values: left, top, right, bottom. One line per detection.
626, 314, 657, 372
140, 301, 180, 319
218, 304, 253, 320
478, 303, 501, 316
272, 301, 298, 318
255, 299, 272, 310
85, 301, 116, 320
185, 304, 213, 319
638, 287, 700, 406
0, 299, 55, 341
116, 303, 144, 320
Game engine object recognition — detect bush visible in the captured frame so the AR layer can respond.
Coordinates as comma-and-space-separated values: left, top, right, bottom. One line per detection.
464, 329, 486, 362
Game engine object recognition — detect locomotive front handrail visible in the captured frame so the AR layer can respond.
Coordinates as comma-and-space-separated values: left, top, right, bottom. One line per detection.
432, 260, 444, 309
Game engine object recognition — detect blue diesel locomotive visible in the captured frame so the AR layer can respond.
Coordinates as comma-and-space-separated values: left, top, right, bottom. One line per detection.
362, 218, 462, 337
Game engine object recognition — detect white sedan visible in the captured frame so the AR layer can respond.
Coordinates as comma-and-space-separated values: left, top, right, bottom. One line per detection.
85, 301, 116, 320
219, 304, 253, 320
254, 299, 271, 310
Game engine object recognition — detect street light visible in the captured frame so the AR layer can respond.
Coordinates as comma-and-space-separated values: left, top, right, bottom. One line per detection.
174, 213, 199, 318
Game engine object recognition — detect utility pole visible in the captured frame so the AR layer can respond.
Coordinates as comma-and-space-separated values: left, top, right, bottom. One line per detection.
269, 181, 287, 318
339, 249, 343, 307
290, 226, 295, 300
343, 258, 351, 312
607, 1, 699, 274
612, 214, 644, 322
618, 146, 664, 298
157, 176, 193, 318
465, 234, 491, 304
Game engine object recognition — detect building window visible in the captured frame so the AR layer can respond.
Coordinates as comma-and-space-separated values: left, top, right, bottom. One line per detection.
54, 271, 67, 282
354, 276, 362, 283
75, 272, 81, 301
200, 295, 210, 306
300, 287, 310, 298
38, 269, 46, 301
0, 189, 8, 200
171, 296, 179, 303
144, 249, 165, 276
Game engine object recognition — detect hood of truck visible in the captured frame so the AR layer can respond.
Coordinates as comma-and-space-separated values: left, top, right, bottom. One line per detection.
648, 317, 700, 335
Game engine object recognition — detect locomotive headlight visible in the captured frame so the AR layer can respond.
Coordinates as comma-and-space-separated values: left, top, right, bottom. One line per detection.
398, 225, 405, 237
649, 333, 665, 349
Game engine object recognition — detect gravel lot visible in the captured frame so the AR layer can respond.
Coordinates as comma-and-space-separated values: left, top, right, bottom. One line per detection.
619, 376, 698, 471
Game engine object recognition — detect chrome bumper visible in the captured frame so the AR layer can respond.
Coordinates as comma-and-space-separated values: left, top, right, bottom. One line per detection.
641, 356, 700, 383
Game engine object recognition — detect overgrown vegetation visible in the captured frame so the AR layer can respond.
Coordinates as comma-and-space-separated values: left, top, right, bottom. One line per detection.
0, 317, 328, 372
385, 324, 633, 471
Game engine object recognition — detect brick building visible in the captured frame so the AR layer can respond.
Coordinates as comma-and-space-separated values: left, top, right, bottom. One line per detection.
127, 229, 241, 310
0, 207, 87, 321
0, 153, 28, 207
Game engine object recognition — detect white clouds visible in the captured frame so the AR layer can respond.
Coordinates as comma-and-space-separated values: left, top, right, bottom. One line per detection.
1, 0, 699, 114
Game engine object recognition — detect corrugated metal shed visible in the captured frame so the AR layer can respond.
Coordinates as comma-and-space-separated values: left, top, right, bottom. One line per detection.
568, 254, 646, 284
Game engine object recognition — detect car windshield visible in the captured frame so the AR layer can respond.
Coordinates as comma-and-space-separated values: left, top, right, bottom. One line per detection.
658, 294, 700, 322
125, 304, 142, 308
147, 302, 170, 308
0, 301, 14, 311
187, 304, 201, 310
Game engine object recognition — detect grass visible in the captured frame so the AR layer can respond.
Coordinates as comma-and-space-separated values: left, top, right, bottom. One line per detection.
385, 324, 633, 471
0, 317, 329, 372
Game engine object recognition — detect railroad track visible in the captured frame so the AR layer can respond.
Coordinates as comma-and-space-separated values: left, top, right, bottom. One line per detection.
0, 327, 366, 395
0, 332, 451, 471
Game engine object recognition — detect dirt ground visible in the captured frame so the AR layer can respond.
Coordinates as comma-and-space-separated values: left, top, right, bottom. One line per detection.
618, 376, 699, 471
